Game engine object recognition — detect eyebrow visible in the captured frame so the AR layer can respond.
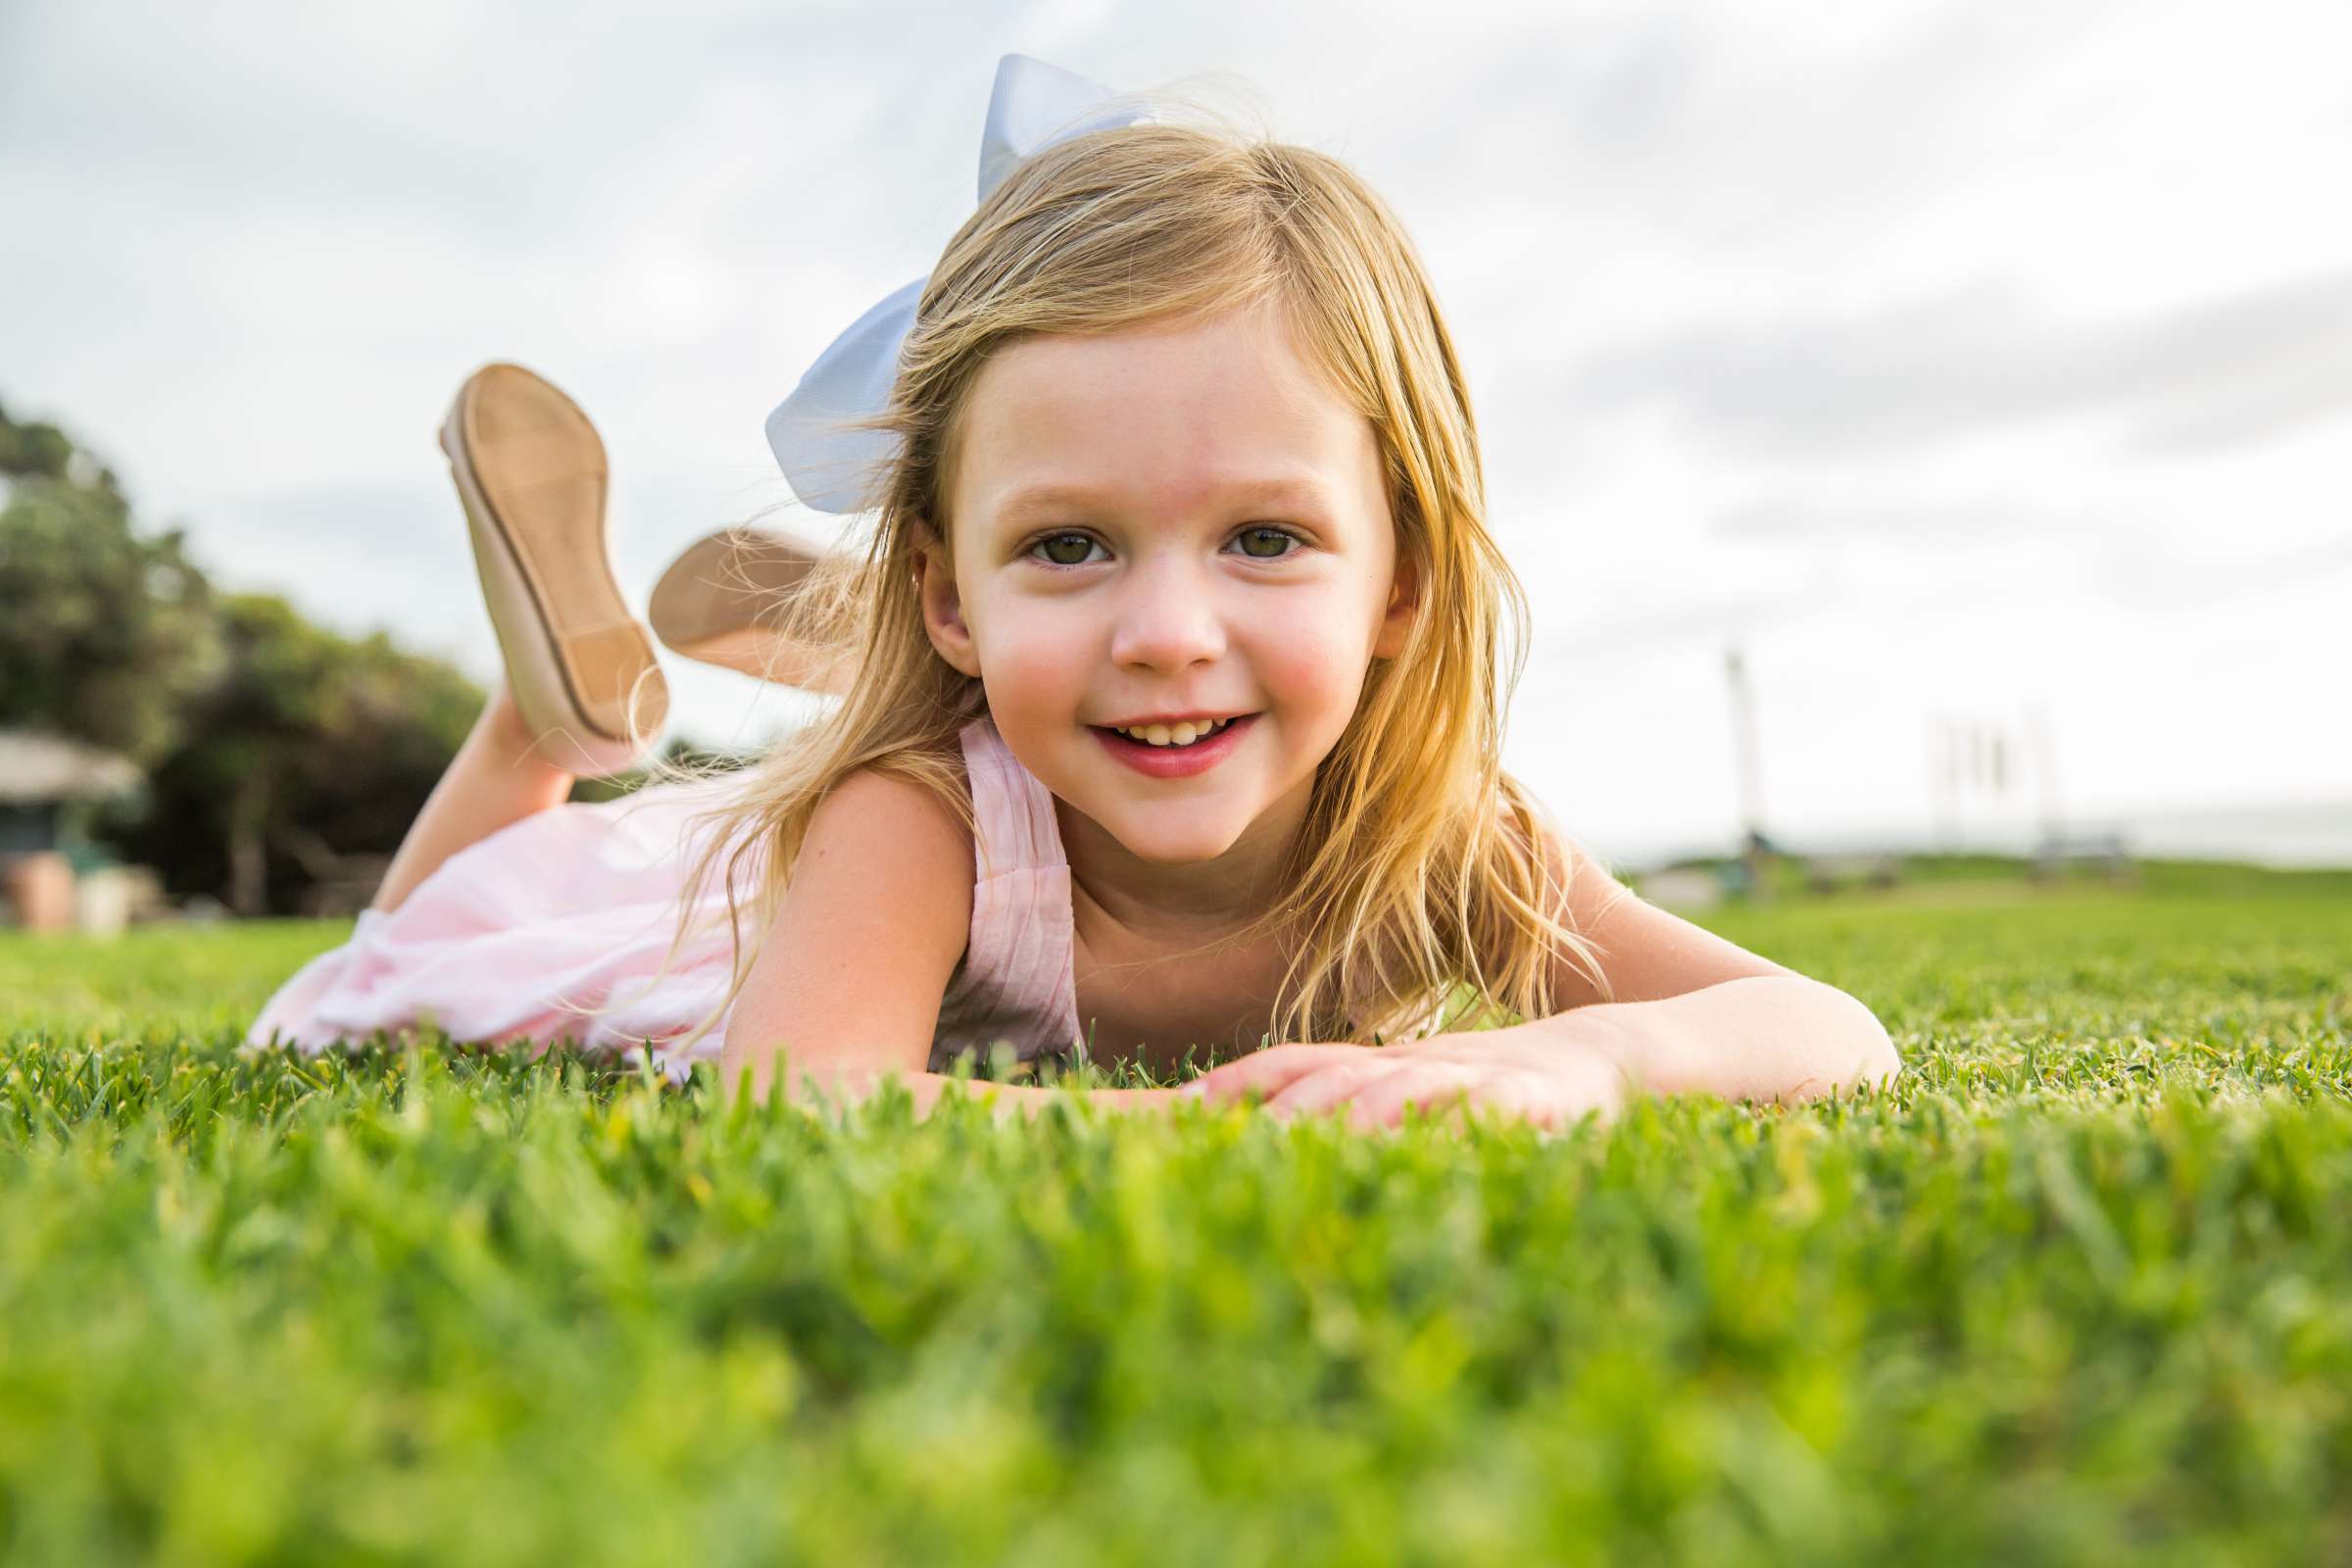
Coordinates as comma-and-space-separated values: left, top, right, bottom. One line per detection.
990, 476, 1337, 523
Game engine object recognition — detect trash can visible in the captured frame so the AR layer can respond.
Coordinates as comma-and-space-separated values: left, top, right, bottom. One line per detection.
1, 851, 76, 932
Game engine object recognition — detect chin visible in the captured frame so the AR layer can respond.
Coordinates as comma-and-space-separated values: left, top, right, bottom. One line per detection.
1100, 807, 1250, 865
1111, 826, 1245, 865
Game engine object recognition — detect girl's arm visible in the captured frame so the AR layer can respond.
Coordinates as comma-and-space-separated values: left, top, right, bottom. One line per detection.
717, 766, 1170, 1118
1184, 829, 1899, 1128
1527, 827, 1900, 1100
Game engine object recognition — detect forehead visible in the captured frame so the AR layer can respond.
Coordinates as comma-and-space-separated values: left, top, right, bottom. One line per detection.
952, 302, 1381, 528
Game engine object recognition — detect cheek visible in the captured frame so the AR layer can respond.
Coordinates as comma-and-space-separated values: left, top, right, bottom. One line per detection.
970, 598, 1091, 726
1246, 600, 1376, 721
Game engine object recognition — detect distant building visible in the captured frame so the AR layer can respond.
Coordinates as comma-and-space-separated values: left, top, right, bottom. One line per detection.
1635, 866, 1726, 911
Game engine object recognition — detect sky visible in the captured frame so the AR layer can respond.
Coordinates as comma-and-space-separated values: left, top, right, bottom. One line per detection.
5, 0, 2349, 870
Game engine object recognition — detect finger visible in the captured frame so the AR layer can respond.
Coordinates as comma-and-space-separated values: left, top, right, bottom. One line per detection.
1183, 1043, 1366, 1103
1480, 1067, 1614, 1137
1260, 1056, 1402, 1119
1340, 1060, 1481, 1132
1180, 1043, 1371, 1104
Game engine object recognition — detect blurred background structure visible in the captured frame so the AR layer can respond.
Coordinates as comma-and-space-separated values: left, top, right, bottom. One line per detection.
3, 0, 2347, 922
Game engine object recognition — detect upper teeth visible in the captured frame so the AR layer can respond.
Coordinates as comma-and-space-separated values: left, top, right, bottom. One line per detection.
1114, 717, 1233, 747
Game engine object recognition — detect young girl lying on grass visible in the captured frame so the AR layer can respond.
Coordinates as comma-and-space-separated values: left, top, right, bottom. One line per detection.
246, 54, 1898, 1131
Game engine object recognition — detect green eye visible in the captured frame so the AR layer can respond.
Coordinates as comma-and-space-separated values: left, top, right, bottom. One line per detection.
1236, 526, 1297, 559
1033, 533, 1099, 566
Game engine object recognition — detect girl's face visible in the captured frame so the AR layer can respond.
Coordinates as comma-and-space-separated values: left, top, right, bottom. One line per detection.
915, 299, 1417, 865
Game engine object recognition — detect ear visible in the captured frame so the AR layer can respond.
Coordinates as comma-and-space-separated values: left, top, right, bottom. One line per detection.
908, 517, 982, 677
1372, 549, 1422, 661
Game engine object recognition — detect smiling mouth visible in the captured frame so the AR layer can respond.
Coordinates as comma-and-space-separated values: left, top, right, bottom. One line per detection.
1087, 712, 1259, 777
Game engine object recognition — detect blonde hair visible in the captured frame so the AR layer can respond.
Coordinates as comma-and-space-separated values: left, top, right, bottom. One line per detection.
648, 102, 1618, 1061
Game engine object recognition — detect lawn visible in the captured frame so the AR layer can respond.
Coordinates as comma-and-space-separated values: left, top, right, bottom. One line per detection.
2, 871, 2348, 1565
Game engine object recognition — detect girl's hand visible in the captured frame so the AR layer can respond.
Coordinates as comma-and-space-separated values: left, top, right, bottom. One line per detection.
1175, 1017, 1636, 1134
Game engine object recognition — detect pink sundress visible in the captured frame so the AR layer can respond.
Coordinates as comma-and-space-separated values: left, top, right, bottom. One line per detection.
242, 715, 1084, 1084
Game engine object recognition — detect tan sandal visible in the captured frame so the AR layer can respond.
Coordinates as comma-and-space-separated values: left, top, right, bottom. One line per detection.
648, 526, 855, 694
439, 363, 668, 775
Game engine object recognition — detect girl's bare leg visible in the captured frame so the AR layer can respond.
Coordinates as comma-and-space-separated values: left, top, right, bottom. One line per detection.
370, 681, 575, 914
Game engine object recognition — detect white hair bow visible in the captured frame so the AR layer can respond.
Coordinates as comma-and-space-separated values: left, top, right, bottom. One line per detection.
764, 53, 1161, 514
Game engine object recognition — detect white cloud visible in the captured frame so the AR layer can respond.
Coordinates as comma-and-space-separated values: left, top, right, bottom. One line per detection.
5, 0, 2349, 867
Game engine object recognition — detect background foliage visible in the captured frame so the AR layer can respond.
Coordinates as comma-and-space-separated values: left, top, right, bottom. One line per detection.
1, 396, 481, 912
0, 401, 224, 766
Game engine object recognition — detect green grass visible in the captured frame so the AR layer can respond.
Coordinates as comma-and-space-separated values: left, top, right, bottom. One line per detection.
2, 882, 2348, 1565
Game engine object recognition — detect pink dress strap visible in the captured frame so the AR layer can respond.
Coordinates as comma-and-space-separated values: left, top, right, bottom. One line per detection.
928, 714, 1084, 1070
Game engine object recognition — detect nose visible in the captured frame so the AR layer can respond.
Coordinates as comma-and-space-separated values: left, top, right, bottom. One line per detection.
1106, 553, 1226, 674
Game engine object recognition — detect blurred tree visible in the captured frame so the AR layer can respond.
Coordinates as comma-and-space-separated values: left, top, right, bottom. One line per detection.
0, 398, 80, 481
0, 404, 226, 764
105, 593, 483, 914
4, 392, 489, 913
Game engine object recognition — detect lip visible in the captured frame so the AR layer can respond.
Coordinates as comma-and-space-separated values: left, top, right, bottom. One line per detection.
1089, 712, 1257, 779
